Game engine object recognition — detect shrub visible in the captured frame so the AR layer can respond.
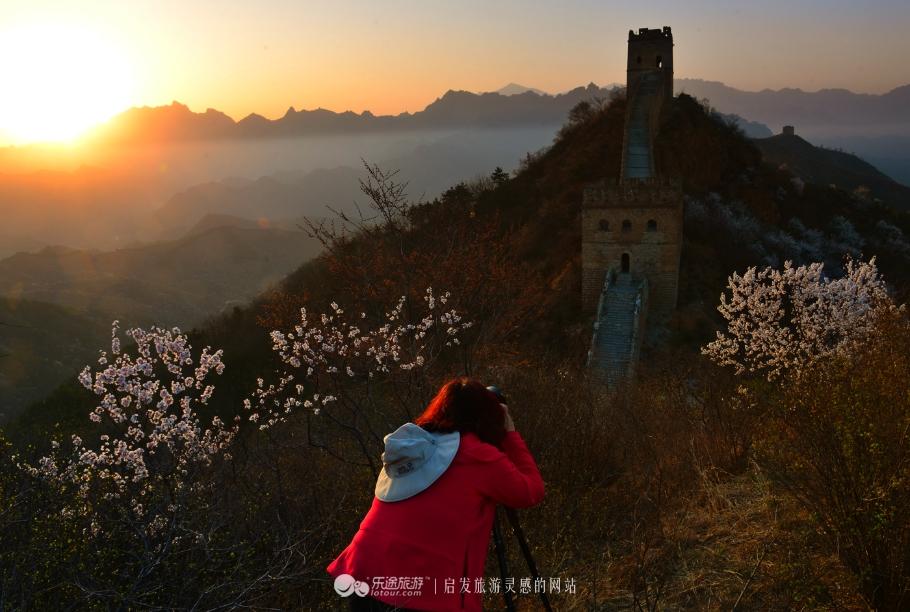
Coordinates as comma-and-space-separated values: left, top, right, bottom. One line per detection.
755, 310, 910, 610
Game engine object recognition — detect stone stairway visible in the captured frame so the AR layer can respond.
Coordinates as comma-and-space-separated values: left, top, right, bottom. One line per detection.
623, 72, 661, 180
589, 274, 643, 386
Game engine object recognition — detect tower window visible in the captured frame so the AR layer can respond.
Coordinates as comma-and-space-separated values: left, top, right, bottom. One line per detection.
656, 55, 663, 68
636, 55, 642, 64
598, 219, 610, 231
647, 219, 657, 231
622, 220, 632, 232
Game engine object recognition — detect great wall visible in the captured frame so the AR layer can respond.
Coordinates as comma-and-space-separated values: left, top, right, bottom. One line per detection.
583, 27, 683, 386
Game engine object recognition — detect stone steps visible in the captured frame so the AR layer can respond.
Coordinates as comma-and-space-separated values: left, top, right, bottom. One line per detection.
622, 72, 662, 180
589, 279, 643, 386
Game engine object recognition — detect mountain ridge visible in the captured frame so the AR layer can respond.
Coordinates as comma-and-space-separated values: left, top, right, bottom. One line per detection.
754, 133, 910, 209
494, 83, 548, 96
77, 79, 910, 146
676, 78, 910, 128
85, 83, 622, 143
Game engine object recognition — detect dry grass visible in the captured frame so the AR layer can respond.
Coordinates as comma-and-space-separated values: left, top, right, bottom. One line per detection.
469, 361, 872, 611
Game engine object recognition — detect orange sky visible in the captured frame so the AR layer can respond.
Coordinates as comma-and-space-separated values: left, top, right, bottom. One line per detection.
1, 0, 909, 145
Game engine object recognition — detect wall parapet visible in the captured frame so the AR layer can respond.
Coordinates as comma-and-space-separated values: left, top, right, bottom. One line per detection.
583, 177, 682, 209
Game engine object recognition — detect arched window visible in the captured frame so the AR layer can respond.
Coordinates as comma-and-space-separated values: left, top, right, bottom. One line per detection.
656, 55, 663, 68
647, 219, 657, 231
636, 55, 642, 65
621, 219, 632, 232
598, 219, 610, 231
621, 253, 631, 273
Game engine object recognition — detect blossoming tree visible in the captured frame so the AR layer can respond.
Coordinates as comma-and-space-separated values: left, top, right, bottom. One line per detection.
249, 287, 473, 472
16, 323, 320, 607
23, 322, 237, 536
702, 257, 894, 381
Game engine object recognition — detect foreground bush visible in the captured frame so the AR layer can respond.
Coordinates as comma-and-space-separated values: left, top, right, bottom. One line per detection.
756, 311, 910, 610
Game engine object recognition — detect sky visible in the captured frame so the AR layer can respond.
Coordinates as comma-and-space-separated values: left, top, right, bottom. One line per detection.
0, 0, 909, 144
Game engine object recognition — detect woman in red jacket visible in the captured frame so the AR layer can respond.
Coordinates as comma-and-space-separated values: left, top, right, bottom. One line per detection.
327, 377, 545, 611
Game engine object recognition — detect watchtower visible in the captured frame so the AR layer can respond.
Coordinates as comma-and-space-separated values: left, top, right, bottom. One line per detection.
627, 26, 674, 109
582, 178, 682, 325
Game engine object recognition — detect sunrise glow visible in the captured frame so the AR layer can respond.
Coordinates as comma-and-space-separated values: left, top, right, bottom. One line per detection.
0, 22, 135, 144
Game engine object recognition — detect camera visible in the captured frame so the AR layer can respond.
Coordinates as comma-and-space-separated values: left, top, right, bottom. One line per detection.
486, 385, 508, 404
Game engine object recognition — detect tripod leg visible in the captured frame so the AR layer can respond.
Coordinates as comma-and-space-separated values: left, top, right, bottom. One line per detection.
492, 507, 516, 611
504, 508, 553, 612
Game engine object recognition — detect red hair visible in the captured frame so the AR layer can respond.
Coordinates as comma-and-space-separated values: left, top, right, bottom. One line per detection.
415, 377, 507, 447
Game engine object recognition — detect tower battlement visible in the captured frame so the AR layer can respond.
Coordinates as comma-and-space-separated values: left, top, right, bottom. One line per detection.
583, 178, 682, 209
629, 26, 672, 41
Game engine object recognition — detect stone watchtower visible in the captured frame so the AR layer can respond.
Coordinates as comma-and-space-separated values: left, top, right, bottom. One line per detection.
627, 26, 674, 109
581, 179, 683, 323
583, 27, 683, 383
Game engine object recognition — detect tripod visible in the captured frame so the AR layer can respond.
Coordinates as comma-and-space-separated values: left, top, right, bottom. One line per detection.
491, 506, 553, 611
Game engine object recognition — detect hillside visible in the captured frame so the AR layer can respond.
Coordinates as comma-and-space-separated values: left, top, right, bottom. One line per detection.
0, 300, 101, 421
0, 225, 321, 321
754, 132, 910, 210
0, 224, 322, 419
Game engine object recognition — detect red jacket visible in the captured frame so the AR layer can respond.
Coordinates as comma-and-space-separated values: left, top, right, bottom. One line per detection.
326, 430, 545, 610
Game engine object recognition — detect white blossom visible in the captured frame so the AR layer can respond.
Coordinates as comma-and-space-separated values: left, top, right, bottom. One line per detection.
22, 323, 238, 538
248, 289, 473, 428
702, 257, 896, 381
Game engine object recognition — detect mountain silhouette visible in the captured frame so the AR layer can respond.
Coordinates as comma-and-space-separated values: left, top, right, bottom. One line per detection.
86, 84, 624, 143
82, 80, 909, 146
676, 79, 910, 128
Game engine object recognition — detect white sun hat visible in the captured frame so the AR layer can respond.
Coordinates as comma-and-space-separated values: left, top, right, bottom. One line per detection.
375, 422, 460, 502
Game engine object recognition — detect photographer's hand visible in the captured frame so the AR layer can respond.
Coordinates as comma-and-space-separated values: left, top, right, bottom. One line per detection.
501, 404, 515, 432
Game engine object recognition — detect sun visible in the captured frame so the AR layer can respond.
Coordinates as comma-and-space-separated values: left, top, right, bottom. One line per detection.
0, 22, 135, 145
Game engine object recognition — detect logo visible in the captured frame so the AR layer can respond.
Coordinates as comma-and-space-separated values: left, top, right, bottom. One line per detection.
334, 573, 370, 597
395, 460, 415, 475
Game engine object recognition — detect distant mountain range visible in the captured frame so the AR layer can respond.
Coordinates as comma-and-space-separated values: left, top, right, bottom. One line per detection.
82, 79, 910, 146
676, 79, 910, 130
85, 84, 620, 144
85, 83, 776, 144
